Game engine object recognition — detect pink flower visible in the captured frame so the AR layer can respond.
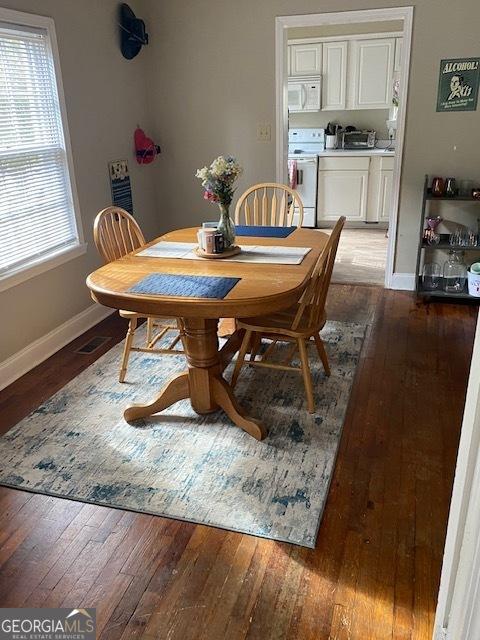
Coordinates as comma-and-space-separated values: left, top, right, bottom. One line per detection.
204, 190, 219, 202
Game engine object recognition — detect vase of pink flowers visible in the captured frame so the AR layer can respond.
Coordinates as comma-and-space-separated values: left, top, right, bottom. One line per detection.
195, 155, 242, 248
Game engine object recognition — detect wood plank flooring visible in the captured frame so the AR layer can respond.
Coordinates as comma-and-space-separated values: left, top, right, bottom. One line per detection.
331, 229, 388, 286
0, 286, 477, 639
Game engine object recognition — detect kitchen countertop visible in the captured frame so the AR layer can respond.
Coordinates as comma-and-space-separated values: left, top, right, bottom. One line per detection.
318, 148, 395, 157
288, 148, 395, 158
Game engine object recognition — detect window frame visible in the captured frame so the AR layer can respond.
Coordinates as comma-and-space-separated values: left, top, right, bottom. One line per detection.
0, 7, 85, 293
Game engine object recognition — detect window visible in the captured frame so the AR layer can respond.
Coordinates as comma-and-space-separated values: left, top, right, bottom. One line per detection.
0, 10, 84, 290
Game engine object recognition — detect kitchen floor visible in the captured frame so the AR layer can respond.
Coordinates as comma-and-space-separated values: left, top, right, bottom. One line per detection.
331, 228, 388, 286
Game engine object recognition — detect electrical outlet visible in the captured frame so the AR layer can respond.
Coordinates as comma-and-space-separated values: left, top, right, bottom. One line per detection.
256, 123, 271, 142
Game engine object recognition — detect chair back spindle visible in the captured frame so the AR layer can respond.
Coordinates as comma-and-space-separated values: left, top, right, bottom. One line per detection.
94, 207, 145, 264
235, 183, 304, 227
292, 216, 346, 331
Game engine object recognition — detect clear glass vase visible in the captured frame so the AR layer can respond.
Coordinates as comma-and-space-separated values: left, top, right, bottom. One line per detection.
217, 203, 236, 249
443, 250, 467, 293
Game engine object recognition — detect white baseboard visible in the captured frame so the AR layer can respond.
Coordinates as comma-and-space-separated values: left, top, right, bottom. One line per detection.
434, 627, 447, 640
0, 304, 114, 391
389, 272, 416, 291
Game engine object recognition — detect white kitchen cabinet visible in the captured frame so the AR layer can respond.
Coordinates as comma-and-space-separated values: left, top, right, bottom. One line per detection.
317, 157, 370, 223
321, 41, 347, 110
289, 43, 322, 76
378, 170, 393, 223
366, 156, 394, 223
351, 38, 395, 109
394, 37, 403, 72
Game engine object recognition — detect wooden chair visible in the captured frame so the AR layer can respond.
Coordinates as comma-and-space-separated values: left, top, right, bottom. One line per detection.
234, 182, 304, 227
231, 216, 345, 413
93, 207, 184, 382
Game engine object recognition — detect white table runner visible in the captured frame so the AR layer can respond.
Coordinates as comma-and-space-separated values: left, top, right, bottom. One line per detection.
138, 241, 311, 265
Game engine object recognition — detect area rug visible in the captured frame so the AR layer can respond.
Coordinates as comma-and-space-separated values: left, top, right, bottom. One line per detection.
0, 321, 364, 548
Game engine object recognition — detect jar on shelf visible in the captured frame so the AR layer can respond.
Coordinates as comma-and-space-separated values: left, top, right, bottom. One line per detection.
443, 250, 467, 293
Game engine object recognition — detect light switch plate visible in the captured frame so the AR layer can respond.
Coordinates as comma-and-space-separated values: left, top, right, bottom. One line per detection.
256, 123, 271, 142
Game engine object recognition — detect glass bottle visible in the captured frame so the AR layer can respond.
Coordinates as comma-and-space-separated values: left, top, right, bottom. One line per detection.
443, 250, 467, 293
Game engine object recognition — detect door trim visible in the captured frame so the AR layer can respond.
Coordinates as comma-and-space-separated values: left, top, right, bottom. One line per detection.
275, 6, 414, 290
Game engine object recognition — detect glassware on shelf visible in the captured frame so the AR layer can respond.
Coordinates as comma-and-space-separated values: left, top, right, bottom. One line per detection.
444, 177, 457, 197
443, 250, 467, 293
422, 262, 442, 290
449, 227, 464, 246
467, 229, 479, 247
459, 179, 474, 196
424, 216, 442, 245
449, 226, 479, 247
431, 177, 445, 197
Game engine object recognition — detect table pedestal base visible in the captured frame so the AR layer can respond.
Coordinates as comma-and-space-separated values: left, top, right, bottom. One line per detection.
124, 318, 266, 441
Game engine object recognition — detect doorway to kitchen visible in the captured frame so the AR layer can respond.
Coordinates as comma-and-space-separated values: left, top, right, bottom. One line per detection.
275, 7, 413, 288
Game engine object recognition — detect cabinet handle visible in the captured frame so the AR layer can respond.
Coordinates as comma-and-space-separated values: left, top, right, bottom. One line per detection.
296, 169, 303, 185
301, 85, 307, 109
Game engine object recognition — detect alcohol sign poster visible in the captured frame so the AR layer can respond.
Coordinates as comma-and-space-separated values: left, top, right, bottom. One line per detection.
436, 57, 480, 112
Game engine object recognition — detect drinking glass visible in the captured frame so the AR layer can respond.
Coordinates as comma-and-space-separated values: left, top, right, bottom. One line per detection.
450, 227, 468, 247
425, 216, 442, 245
422, 262, 441, 290
459, 179, 474, 196
431, 177, 445, 197
445, 177, 457, 197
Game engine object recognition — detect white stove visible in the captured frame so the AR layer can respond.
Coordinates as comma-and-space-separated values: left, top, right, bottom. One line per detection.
288, 128, 325, 228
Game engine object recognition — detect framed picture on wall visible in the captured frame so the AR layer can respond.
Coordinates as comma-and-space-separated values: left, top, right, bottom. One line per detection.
436, 57, 480, 112
109, 160, 133, 214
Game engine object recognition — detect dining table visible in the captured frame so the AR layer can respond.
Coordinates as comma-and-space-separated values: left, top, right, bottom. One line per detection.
86, 226, 329, 440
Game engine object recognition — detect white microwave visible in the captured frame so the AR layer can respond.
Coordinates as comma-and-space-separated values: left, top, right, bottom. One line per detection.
288, 78, 321, 113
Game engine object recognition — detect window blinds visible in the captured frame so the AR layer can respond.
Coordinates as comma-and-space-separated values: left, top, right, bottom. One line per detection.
0, 24, 79, 276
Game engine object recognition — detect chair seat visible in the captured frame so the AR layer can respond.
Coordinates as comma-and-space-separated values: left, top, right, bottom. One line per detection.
237, 304, 326, 338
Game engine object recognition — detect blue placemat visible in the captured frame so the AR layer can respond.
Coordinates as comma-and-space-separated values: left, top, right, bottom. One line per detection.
128, 273, 240, 299
235, 225, 296, 238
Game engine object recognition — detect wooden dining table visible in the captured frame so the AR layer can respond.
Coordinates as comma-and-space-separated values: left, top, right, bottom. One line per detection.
86, 226, 328, 440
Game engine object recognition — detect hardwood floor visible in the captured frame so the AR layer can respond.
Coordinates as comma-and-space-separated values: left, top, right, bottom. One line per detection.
0, 286, 476, 639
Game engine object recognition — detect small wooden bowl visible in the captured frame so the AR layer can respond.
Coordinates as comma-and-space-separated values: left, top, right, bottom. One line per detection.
195, 245, 241, 259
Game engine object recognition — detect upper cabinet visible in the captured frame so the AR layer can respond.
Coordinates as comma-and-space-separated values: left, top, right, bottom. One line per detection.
321, 41, 348, 110
289, 43, 322, 76
288, 34, 399, 111
350, 38, 395, 109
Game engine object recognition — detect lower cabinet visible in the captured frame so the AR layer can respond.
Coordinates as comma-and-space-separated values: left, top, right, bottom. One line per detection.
317, 156, 370, 223
317, 155, 394, 225
366, 156, 394, 223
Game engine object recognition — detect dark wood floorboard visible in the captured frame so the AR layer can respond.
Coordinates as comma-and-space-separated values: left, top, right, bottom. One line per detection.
0, 286, 476, 639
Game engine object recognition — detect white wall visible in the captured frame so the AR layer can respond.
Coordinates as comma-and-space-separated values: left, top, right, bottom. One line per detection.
434, 312, 480, 639
0, 0, 159, 363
